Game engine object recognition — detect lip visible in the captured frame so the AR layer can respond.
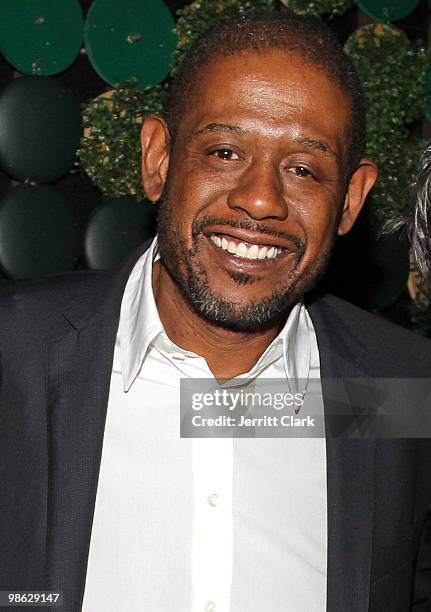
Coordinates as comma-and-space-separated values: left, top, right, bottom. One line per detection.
205, 234, 297, 272
202, 225, 298, 252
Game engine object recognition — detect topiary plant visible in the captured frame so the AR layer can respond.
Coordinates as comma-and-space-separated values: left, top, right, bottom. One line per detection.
171, 0, 277, 73
281, 0, 352, 18
345, 23, 428, 225
78, 80, 166, 200
78, 5, 429, 228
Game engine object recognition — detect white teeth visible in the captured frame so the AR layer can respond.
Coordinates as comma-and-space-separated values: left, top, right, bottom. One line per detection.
210, 235, 282, 260
247, 244, 259, 259
236, 242, 248, 258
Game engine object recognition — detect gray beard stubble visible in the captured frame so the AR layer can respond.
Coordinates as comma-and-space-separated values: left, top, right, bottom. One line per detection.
156, 195, 333, 332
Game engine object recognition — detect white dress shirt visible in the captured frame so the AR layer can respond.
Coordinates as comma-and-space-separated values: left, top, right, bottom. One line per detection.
81, 237, 327, 612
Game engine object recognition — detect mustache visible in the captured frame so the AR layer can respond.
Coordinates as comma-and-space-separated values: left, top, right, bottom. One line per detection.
192, 217, 305, 251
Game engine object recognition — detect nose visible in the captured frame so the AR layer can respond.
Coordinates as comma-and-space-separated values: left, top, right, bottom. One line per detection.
226, 159, 288, 221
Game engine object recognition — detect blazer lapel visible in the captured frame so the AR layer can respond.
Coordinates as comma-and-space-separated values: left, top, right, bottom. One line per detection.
308, 297, 376, 612
45, 243, 152, 611
43, 255, 376, 612
45, 316, 119, 612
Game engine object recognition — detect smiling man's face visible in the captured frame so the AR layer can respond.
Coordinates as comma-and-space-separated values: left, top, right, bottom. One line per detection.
142, 49, 376, 331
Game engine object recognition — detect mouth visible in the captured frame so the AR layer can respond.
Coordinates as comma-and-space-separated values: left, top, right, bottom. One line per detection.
209, 234, 283, 260
194, 221, 303, 279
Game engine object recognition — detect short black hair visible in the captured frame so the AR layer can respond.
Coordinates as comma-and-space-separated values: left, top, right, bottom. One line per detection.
166, 10, 366, 179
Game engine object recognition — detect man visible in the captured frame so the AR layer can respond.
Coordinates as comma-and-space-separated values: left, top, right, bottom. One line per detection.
1, 11, 431, 612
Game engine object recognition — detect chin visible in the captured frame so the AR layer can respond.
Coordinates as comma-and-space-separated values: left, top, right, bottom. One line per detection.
186, 275, 303, 332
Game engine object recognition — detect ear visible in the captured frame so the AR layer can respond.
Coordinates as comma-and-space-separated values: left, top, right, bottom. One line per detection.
338, 159, 378, 236
140, 116, 171, 202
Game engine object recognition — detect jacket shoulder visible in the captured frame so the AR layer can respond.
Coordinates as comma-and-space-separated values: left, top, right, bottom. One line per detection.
310, 294, 431, 374
0, 270, 116, 343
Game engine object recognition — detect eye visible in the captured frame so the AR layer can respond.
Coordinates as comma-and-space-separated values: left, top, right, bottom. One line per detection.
210, 148, 240, 161
293, 165, 313, 178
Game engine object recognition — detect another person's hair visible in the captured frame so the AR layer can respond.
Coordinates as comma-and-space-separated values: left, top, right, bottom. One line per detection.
166, 11, 367, 179
410, 142, 431, 283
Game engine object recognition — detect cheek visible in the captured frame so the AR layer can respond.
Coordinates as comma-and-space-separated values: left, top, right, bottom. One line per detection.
160, 185, 210, 255
294, 204, 340, 256
167, 174, 230, 233
169, 146, 237, 203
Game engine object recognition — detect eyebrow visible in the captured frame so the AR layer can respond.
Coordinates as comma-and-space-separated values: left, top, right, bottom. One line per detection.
193, 123, 338, 160
194, 123, 245, 136
294, 136, 338, 160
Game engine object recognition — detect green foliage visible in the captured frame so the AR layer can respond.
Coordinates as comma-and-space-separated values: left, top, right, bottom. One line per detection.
78, 80, 166, 200
282, 0, 352, 19
78, 6, 429, 232
366, 136, 425, 226
76, 0, 431, 331
345, 24, 428, 224
171, 0, 277, 72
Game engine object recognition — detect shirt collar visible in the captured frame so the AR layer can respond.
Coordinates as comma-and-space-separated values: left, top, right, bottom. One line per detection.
117, 236, 312, 390
118, 237, 164, 391
238, 301, 311, 382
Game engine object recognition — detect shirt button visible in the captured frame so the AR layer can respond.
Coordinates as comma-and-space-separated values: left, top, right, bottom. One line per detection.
207, 493, 219, 507
205, 602, 216, 611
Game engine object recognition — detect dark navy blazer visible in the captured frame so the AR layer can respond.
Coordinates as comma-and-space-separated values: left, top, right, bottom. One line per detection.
1, 243, 431, 611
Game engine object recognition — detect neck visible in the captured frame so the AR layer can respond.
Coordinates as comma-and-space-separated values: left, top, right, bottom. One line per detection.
152, 261, 288, 379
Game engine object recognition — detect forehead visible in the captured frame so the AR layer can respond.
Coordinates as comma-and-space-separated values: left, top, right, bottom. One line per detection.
178, 49, 351, 154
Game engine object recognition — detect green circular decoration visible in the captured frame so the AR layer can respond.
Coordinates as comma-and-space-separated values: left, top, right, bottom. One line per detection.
357, 0, 420, 22
0, 0, 84, 75
84, 196, 157, 269
84, 0, 177, 88
0, 76, 82, 183
328, 222, 410, 312
0, 185, 81, 280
